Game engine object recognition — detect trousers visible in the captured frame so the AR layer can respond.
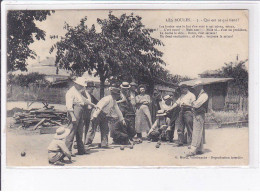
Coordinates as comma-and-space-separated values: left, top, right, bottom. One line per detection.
191, 113, 205, 152
65, 105, 85, 154
83, 108, 92, 144
86, 111, 109, 147
167, 106, 180, 141
178, 110, 193, 144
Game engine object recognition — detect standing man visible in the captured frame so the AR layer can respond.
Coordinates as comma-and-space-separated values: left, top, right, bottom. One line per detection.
111, 82, 136, 144
151, 89, 162, 123
166, 84, 196, 146
186, 81, 208, 156
161, 95, 177, 142
82, 81, 98, 145
129, 82, 138, 110
65, 77, 94, 155
85, 87, 126, 148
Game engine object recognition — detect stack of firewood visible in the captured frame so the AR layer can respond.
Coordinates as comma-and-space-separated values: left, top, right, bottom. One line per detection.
13, 108, 68, 130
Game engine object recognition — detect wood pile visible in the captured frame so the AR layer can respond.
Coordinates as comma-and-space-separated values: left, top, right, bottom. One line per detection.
13, 107, 68, 129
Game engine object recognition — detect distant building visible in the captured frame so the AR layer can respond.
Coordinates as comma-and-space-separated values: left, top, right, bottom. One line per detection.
180, 77, 233, 111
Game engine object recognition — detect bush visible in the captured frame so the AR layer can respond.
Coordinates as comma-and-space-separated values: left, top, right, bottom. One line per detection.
206, 111, 248, 123
8, 72, 50, 87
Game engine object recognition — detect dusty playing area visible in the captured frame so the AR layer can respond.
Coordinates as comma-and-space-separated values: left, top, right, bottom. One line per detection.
5, 119, 248, 166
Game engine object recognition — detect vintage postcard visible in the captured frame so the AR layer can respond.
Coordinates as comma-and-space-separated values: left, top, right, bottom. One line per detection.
4, 9, 248, 167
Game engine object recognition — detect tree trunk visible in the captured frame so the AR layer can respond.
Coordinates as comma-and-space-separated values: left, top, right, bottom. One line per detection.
100, 77, 105, 99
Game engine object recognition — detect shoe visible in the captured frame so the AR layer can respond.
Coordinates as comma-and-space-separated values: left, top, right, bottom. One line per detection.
101, 146, 114, 149
177, 143, 184, 147
53, 161, 65, 166
71, 154, 76, 157
196, 151, 204, 155
188, 146, 191, 149
184, 151, 196, 157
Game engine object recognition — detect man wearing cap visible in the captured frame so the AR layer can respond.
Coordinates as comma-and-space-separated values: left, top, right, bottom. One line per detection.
185, 81, 208, 156
166, 84, 196, 146
65, 77, 96, 155
85, 87, 126, 148
81, 81, 98, 145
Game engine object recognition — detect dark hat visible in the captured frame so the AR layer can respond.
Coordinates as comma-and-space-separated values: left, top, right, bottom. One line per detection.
130, 82, 138, 86
179, 83, 190, 88
138, 84, 147, 90
86, 81, 95, 87
110, 87, 121, 95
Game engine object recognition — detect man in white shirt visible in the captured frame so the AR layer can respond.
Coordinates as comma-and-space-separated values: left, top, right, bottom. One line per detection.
81, 81, 98, 145
65, 77, 95, 155
85, 87, 126, 148
185, 81, 209, 156
167, 84, 196, 146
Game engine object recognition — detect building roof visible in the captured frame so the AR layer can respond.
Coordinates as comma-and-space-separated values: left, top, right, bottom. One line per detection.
180, 77, 233, 87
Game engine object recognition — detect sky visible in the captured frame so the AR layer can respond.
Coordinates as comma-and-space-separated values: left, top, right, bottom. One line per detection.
28, 10, 248, 78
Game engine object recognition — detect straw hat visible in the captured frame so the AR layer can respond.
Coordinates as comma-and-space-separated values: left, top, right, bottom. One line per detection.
73, 77, 87, 87
156, 110, 166, 117
54, 127, 70, 140
163, 95, 171, 101
120, 82, 131, 89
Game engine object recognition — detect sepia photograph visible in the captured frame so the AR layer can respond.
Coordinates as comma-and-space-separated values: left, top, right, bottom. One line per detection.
4, 9, 249, 167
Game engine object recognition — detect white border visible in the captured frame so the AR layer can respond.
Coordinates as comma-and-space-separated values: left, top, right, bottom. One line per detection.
1, 1, 260, 190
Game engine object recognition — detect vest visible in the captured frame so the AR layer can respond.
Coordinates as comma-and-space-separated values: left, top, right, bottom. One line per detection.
194, 94, 209, 114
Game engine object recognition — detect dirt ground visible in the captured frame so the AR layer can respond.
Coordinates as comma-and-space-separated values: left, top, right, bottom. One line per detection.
5, 120, 249, 167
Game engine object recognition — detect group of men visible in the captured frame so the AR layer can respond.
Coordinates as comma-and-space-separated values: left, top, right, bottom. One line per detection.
48, 76, 208, 165
150, 82, 209, 156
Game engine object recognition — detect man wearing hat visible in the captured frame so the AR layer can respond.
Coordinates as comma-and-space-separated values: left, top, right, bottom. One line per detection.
85, 86, 126, 148
81, 81, 98, 145
111, 82, 136, 144
166, 83, 196, 146
129, 82, 138, 110
161, 95, 177, 142
148, 110, 171, 142
117, 82, 131, 104
185, 81, 208, 156
48, 127, 71, 165
65, 77, 95, 155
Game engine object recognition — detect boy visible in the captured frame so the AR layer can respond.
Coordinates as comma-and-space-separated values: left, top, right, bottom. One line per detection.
48, 127, 72, 165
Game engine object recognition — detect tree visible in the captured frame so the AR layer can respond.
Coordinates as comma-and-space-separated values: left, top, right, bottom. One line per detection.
7, 10, 53, 72
96, 12, 167, 94
51, 12, 169, 97
220, 59, 248, 97
200, 58, 248, 97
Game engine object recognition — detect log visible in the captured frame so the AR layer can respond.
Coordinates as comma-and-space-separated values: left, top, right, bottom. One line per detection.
32, 118, 46, 130
49, 120, 62, 126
